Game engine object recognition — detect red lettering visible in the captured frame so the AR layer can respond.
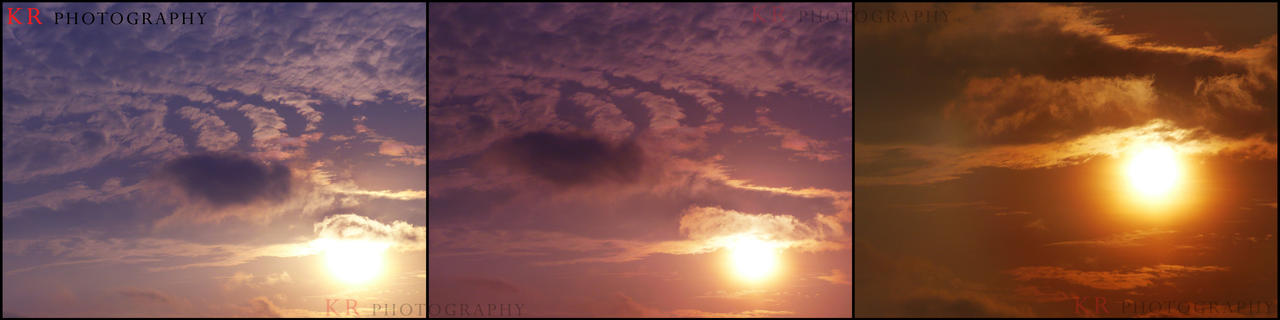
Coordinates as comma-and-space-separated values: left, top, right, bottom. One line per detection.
27, 8, 39, 24
326, 299, 339, 316
772, 6, 785, 23
753, 6, 763, 23
1095, 296, 1108, 314
1074, 297, 1087, 314
346, 299, 359, 316
8, 8, 21, 24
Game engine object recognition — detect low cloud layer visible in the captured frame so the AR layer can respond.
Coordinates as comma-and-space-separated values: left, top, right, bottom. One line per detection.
1008, 265, 1229, 290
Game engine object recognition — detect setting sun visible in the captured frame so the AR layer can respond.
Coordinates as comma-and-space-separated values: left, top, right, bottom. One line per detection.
319, 239, 391, 285
727, 235, 780, 282
1126, 144, 1181, 199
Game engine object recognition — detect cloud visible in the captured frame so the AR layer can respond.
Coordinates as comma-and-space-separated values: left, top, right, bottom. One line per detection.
1013, 286, 1074, 303
855, 119, 1277, 185
1024, 218, 1047, 231
309, 161, 425, 200
856, 241, 1033, 317
2, 179, 141, 218
238, 103, 311, 160
485, 131, 645, 188
314, 213, 425, 252
432, 205, 848, 266
634, 92, 685, 133
117, 288, 174, 305
2, 234, 319, 274
146, 242, 317, 272
1045, 228, 1176, 247
238, 104, 287, 143
3, 3, 424, 183
582, 292, 654, 317
756, 111, 843, 161
354, 115, 426, 166
856, 3, 1275, 147
223, 271, 293, 290
944, 75, 1159, 144
669, 309, 797, 318
428, 3, 850, 161
176, 106, 239, 151
159, 153, 292, 208
456, 276, 520, 294
2, 95, 185, 183
896, 294, 1017, 317
267, 92, 324, 131
678, 206, 841, 251
244, 296, 282, 318
328, 184, 426, 200
994, 211, 1031, 216
713, 174, 852, 224
817, 269, 852, 285
376, 140, 426, 166
1007, 264, 1228, 290
570, 92, 635, 142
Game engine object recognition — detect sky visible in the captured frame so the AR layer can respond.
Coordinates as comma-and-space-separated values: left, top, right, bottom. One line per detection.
855, 3, 1277, 318
428, 3, 852, 318
2, 3, 426, 317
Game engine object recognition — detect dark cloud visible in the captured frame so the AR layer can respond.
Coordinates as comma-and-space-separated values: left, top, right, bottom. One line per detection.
487, 131, 644, 188
161, 153, 291, 207
855, 3, 1276, 146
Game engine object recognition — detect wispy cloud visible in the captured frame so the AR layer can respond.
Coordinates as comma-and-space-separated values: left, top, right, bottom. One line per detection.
1008, 264, 1228, 290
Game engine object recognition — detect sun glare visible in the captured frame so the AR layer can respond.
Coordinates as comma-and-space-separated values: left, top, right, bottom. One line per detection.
1125, 144, 1180, 200
727, 235, 780, 283
318, 238, 391, 285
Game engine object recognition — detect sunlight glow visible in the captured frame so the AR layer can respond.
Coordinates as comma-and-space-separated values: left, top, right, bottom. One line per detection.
727, 235, 780, 282
317, 238, 391, 285
1126, 144, 1180, 199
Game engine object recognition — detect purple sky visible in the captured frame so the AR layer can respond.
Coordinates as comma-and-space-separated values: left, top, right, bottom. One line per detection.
429, 2, 852, 318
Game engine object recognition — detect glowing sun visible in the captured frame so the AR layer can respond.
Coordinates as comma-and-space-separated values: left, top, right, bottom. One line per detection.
1125, 144, 1180, 199
318, 239, 391, 284
727, 235, 779, 282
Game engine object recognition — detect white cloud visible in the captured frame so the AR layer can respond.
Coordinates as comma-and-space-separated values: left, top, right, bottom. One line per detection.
314, 213, 425, 252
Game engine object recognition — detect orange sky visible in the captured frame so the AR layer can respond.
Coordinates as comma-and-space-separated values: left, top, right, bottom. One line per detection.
855, 3, 1277, 318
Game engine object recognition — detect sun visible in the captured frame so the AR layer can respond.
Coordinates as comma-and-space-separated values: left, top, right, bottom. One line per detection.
318, 239, 391, 285
727, 235, 780, 282
1125, 144, 1180, 199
